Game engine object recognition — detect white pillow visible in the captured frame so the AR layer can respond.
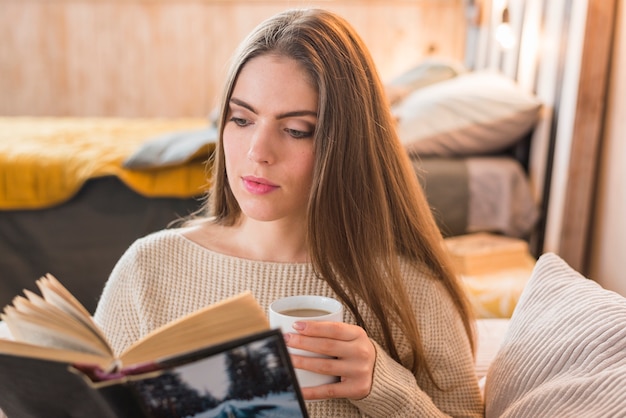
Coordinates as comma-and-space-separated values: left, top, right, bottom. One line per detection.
393, 71, 542, 157
484, 253, 626, 417
385, 58, 466, 105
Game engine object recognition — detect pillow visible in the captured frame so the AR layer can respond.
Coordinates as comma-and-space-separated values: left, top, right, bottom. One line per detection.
123, 125, 217, 170
385, 58, 466, 105
484, 253, 626, 417
393, 71, 542, 157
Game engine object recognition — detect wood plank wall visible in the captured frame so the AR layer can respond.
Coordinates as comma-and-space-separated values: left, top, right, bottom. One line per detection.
0, 0, 465, 117
558, 0, 616, 273
468, 0, 616, 271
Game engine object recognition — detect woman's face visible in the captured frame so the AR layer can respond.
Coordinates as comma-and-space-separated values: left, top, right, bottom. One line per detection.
223, 54, 318, 224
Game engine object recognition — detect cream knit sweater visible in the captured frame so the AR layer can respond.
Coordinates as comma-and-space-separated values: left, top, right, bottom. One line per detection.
94, 229, 483, 417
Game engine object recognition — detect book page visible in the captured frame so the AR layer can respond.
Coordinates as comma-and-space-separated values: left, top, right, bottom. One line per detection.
119, 292, 270, 367
1, 307, 112, 358
0, 275, 113, 358
16, 292, 89, 332
37, 274, 111, 349
19, 291, 111, 353
0, 339, 112, 371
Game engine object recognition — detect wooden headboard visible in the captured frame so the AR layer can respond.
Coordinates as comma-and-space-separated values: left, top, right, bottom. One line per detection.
464, 0, 616, 269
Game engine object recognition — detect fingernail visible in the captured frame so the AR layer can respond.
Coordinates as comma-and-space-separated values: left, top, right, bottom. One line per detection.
292, 321, 305, 330
283, 333, 291, 343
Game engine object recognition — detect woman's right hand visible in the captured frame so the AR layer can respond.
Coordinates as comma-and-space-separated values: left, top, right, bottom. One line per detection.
284, 320, 376, 401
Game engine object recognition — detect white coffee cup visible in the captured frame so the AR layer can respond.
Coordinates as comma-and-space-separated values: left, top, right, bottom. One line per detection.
269, 295, 344, 388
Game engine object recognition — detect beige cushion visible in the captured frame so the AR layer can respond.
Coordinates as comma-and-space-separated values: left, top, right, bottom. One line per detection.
393, 71, 542, 157
485, 253, 626, 417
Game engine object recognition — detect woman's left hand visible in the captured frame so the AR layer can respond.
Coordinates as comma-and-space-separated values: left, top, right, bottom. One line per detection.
284, 321, 376, 401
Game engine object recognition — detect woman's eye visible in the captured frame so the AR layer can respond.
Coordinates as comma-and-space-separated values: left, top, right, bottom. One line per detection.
286, 128, 313, 139
230, 117, 249, 127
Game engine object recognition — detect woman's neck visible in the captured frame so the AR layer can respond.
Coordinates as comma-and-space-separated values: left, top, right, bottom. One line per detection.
235, 216, 309, 262
184, 216, 309, 263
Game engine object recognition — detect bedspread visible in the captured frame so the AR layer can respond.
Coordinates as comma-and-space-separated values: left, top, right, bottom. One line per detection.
0, 118, 212, 210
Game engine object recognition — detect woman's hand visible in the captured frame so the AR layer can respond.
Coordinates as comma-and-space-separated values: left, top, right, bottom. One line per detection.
284, 321, 376, 401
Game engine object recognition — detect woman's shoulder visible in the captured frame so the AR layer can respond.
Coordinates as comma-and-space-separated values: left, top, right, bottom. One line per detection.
397, 256, 437, 282
108, 227, 219, 285
398, 256, 455, 303
130, 227, 187, 250
120, 227, 207, 265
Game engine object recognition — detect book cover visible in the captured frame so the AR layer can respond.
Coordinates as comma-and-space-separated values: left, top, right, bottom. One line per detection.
0, 329, 308, 418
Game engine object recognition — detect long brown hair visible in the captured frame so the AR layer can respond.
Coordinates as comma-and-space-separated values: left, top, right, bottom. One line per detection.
202, 8, 475, 384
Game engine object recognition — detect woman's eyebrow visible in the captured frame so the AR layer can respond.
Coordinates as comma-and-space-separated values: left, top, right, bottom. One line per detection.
230, 97, 317, 120
230, 97, 256, 113
276, 110, 318, 120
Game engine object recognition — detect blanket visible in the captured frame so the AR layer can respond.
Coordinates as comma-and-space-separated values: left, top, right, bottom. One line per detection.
0, 118, 213, 210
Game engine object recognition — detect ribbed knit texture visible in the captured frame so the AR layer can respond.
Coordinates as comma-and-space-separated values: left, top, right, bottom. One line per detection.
94, 228, 483, 417
485, 253, 626, 417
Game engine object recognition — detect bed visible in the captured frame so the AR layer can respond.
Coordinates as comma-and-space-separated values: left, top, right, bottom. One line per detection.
0, 63, 542, 314
0, 118, 214, 313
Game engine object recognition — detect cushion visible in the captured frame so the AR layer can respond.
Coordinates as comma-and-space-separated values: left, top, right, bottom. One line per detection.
484, 253, 626, 417
393, 71, 542, 157
123, 125, 217, 170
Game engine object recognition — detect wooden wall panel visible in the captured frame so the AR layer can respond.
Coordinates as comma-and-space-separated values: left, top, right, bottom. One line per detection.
0, 0, 465, 117
468, 0, 617, 268
559, 0, 617, 273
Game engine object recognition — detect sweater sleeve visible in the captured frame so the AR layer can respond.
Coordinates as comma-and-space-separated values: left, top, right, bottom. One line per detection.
93, 241, 144, 356
350, 278, 484, 417
351, 340, 448, 417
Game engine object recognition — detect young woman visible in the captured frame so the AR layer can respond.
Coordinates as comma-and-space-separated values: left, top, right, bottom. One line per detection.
94, 8, 483, 417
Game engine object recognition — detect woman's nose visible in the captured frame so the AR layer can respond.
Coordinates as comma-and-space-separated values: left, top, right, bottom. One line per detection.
247, 123, 275, 164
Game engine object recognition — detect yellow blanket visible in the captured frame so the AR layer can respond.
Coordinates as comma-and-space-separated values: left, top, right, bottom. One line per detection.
0, 117, 213, 210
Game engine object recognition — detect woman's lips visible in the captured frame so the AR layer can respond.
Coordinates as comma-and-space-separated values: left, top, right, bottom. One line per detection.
242, 176, 279, 194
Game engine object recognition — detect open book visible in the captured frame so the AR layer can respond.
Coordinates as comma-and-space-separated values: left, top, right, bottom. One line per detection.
0, 274, 308, 418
